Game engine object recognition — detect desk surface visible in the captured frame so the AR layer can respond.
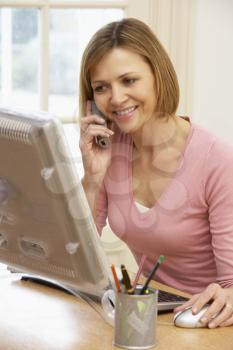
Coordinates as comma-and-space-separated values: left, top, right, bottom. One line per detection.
0, 275, 232, 350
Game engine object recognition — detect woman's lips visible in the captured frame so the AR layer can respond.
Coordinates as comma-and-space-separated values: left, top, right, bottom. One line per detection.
113, 106, 138, 120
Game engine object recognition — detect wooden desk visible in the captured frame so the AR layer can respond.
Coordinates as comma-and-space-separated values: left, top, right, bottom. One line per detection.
0, 275, 232, 350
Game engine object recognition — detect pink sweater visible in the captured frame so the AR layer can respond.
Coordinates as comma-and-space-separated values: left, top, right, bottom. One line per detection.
96, 119, 233, 294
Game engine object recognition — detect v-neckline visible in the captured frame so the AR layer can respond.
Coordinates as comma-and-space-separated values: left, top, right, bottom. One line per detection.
129, 118, 194, 216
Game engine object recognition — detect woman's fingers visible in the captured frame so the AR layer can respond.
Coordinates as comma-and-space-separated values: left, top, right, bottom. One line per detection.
197, 299, 225, 327
208, 302, 233, 328
173, 294, 200, 313
81, 128, 112, 147
189, 284, 223, 327
80, 115, 106, 132
86, 100, 92, 116
191, 283, 221, 314
188, 284, 233, 328
219, 309, 233, 327
79, 124, 113, 152
84, 124, 113, 140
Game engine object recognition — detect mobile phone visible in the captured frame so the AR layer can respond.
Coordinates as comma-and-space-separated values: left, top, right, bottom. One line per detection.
91, 101, 111, 149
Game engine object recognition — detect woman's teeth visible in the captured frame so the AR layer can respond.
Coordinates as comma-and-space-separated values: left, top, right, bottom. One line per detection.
114, 106, 137, 117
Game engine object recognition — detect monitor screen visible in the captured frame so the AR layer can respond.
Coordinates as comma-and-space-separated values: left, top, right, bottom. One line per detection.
0, 107, 112, 299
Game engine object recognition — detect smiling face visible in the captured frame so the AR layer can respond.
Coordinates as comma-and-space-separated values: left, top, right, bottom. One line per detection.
90, 47, 157, 134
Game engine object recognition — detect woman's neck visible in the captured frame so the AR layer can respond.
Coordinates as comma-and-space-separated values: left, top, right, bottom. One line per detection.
131, 114, 179, 155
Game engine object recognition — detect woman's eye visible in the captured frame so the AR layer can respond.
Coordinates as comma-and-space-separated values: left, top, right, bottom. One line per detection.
124, 78, 137, 85
94, 86, 104, 93
93, 85, 108, 93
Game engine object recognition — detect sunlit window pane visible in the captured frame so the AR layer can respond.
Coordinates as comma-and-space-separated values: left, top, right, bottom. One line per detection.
0, 8, 39, 109
12, 8, 39, 109
0, 9, 2, 93
49, 8, 124, 118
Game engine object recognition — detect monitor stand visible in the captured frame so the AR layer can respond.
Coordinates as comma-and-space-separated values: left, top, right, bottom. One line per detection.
21, 274, 91, 298
19, 273, 115, 325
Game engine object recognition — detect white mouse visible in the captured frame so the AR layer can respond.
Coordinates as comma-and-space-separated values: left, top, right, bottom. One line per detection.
174, 305, 209, 328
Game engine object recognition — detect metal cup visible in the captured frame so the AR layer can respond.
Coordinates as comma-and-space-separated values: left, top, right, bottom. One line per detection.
114, 288, 158, 349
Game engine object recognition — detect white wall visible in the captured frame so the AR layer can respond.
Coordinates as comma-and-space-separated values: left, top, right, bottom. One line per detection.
192, 0, 233, 143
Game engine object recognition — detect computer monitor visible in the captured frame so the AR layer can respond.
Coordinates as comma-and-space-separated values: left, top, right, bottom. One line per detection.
0, 106, 112, 299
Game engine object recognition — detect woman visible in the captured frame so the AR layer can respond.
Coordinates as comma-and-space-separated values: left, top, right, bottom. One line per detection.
79, 18, 233, 328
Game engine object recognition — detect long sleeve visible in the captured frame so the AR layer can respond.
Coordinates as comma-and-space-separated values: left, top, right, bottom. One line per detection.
204, 139, 233, 288
95, 180, 108, 235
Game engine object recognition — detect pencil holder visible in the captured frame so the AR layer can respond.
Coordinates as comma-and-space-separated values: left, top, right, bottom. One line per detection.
114, 289, 158, 349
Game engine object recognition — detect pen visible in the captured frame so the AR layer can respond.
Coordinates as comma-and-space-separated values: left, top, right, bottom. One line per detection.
111, 264, 122, 293
140, 255, 165, 295
121, 264, 134, 294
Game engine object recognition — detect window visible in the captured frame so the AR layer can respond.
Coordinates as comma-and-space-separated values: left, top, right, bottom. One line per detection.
0, 10, 1, 92
0, 1, 126, 121
0, 8, 39, 109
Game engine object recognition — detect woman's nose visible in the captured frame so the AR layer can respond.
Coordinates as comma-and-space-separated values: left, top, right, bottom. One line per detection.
110, 86, 127, 106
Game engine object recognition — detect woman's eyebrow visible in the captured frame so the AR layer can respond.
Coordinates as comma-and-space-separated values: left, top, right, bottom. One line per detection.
92, 72, 138, 84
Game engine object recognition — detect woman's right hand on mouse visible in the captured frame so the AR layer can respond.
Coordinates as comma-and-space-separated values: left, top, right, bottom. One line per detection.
79, 100, 114, 185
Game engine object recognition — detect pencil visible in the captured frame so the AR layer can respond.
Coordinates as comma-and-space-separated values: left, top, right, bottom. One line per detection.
132, 254, 147, 289
140, 255, 165, 295
111, 264, 122, 293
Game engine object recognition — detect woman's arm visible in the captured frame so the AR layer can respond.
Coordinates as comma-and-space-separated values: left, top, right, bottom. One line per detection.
79, 100, 113, 227
82, 176, 108, 234
81, 176, 102, 219
175, 139, 233, 328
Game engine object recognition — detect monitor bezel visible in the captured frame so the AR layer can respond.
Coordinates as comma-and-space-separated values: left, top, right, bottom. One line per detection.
0, 107, 113, 299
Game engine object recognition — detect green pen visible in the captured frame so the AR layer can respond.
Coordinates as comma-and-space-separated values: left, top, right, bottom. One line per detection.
140, 255, 165, 295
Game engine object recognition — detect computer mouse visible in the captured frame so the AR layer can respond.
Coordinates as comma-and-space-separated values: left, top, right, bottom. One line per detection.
174, 305, 209, 328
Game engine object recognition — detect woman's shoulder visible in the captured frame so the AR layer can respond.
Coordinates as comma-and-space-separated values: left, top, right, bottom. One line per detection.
191, 121, 233, 157
189, 121, 233, 178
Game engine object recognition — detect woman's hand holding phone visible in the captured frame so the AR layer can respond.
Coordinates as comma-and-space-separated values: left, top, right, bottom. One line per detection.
79, 100, 114, 185
91, 101, 111, 149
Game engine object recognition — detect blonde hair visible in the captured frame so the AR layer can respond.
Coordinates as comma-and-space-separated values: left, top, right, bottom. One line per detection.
79, 17, 179, 118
